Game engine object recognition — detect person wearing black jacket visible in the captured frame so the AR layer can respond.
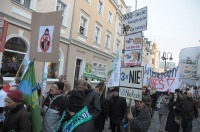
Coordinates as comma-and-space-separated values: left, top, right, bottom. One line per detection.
3, 90, 31, 132
109, 87, 127, 132
94, 82, 109, 132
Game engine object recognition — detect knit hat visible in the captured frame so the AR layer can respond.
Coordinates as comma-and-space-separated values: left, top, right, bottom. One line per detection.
7, 90, 23, 102
65, 90, 85, 112
54, 81, 64, 91
111, 87, 119, 92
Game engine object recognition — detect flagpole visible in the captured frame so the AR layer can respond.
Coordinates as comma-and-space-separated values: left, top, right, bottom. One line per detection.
40, 62, 45, 106
128, 99, 132, 132
15, 62, 23, 77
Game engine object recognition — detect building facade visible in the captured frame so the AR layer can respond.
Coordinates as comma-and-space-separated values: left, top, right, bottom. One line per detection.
0, 0, 129, 88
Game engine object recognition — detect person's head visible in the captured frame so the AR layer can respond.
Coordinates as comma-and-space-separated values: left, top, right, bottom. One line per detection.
76, 79, 88, 91
95, 82, 105, 95
44, 28, 49, 35
175, 89, 181, 93
65, 90, 85, 116
58, 75, 63, 82
49, 82, 64, 96
63, 81, 71, 93
5, 90, 23, 109
187, 91, 193, 98
142, 86, 148, 94
15, 77, 21, 86
0, 76, 4, 89
135, 97, 146, 110
111, 87, 119, 97
173, 92, 179, 99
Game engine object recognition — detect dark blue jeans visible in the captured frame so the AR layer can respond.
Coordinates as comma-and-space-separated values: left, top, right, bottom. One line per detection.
182, 118, 193, 132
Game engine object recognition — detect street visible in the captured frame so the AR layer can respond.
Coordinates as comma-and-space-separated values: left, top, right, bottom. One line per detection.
103, 109, 200, 132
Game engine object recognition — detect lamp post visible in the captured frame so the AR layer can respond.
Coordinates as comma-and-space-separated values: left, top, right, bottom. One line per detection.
161, 52, 173, 72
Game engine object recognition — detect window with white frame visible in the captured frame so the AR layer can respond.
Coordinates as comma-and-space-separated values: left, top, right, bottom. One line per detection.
108, 11, 112, 23
94, 26, 101, 44
79, 16, 88, 36
1, 37, 27, 77
56, 1, 68, 26
105, 33, 111, 49
13, 0, 31, 8
98, 0, 103, 15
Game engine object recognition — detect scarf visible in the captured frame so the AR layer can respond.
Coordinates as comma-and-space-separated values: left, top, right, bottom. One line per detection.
57, 106, 92, 132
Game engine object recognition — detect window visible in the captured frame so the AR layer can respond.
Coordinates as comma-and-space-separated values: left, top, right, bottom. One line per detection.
79, 16, 87, 36
56, 1, 68, 26
105, 34, 111, 49
13, 0, 31, 8
108, 11, 112, 23
98, 0, 103, 15
47, 50, 63, 79
1, 37, 27, 77
94, 26, 101, 44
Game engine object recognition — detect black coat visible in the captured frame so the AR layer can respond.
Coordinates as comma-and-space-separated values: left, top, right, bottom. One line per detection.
109, 96, 127, 124
165, 99, 183, 132
94, 95, 109, 130
3, 103, 31, 132
73, 119, 95, 132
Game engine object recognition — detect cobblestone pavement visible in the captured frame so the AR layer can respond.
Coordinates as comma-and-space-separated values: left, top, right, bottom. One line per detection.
103, 109, 200, 132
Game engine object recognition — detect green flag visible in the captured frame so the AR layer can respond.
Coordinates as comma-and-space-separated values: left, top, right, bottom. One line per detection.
18, 61, 42, 132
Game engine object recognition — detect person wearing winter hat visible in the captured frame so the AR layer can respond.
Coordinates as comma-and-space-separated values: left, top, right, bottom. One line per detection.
57, 90, 94, 132
3, 90, 31, 132
42, 81, 65, 132
0, 76, 6, 130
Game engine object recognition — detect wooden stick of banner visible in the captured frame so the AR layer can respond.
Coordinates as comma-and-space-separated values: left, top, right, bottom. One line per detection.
15, 62, 23, 77
40, 62, 45, 107
128, 99, 132, 132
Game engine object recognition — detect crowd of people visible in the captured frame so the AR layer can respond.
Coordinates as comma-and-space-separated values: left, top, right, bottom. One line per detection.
0, 75, 199, 132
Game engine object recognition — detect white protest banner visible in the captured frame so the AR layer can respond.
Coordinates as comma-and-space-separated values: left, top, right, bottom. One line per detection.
121, 6, 147, 35
119, 87, 142, 100
83, 63, 107, 81
124, 50, 142, 66
107, 49, 121, 87
120, 67, 144, 88
125, 32, 143, 50
143, 64, 180, 92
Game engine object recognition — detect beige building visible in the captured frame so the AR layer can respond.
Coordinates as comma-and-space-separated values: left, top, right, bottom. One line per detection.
0, 0, 130, 89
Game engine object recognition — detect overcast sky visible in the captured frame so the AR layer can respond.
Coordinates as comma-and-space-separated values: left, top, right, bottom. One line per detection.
124, 0, 200, 64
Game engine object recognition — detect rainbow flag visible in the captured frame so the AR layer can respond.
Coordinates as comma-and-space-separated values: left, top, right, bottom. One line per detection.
18, 61, 42, 132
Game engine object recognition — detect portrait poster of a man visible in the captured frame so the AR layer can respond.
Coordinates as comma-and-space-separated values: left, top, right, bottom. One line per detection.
37, 26, 54, 53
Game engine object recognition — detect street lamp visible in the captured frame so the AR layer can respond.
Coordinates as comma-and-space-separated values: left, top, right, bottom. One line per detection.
161, 52, 173, 72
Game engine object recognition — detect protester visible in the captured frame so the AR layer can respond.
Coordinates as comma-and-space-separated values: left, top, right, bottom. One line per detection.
0, 76, 6, 130
42, 81, 65, 132
149, 87, 158, 117
165, 92, 184, 132
57, 90, 94, 132
62, 80, 71, 96
75, 79, 101, 119
3, 90, 31, 131
127, 97, 151, 132
109, 87, 127, 132
94, 82, 109, 132
181, 91, 198, 132
157, 92, 170, 132
58, 75, 64, 82
142, 86, 152, 108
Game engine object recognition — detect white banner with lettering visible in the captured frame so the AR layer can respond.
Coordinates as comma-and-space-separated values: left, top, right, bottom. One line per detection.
143, 64, 180, 92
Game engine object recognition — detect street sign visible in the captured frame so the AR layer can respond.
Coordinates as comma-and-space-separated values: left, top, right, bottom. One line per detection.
121, 6, 147, 35
119, 87, 142, 100
120, 67, 144, 88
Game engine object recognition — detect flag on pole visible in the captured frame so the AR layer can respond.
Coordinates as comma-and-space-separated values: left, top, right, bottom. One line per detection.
18, 61, 42, 132
107, 48, 121, 87
21, 50, 31, 78
38, 62, 48, 97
